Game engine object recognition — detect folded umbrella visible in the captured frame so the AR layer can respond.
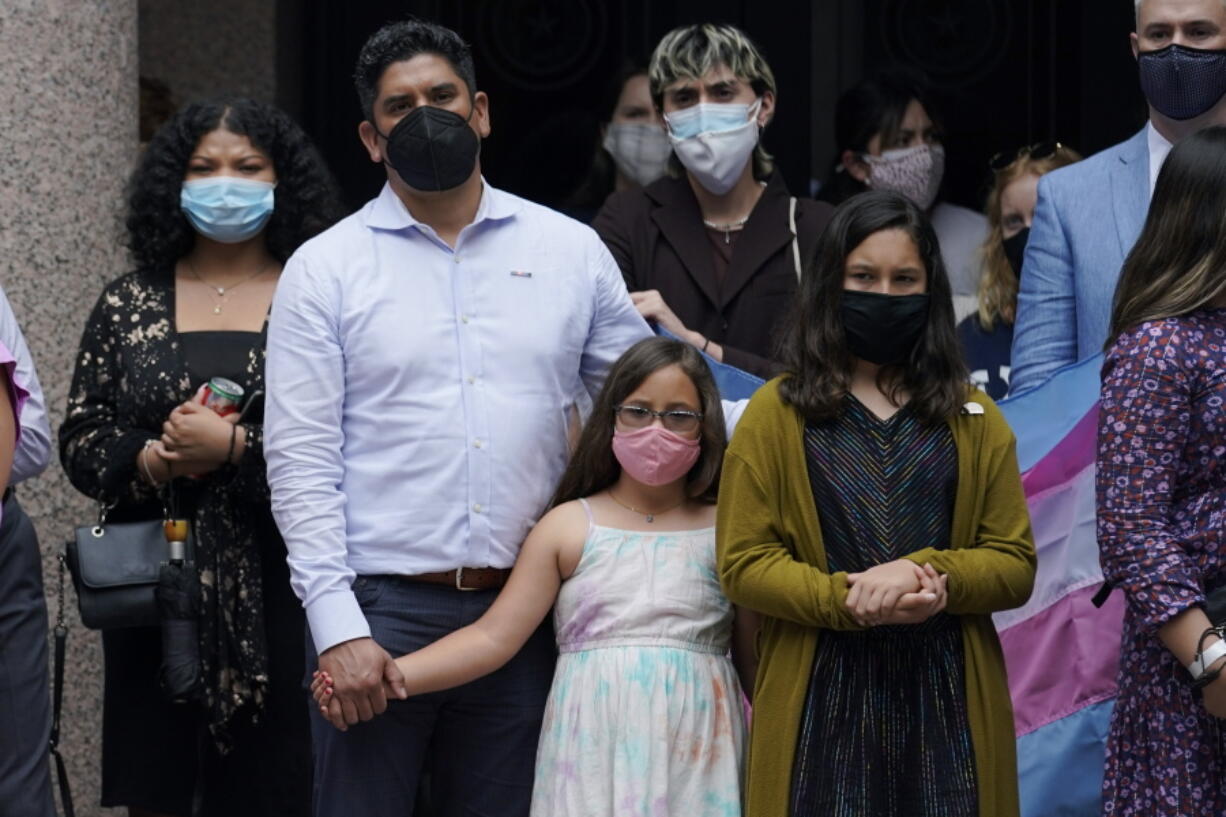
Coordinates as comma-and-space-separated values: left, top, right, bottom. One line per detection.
157, 517, 203, 702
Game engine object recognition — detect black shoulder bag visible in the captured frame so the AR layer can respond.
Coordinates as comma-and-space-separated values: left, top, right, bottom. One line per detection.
64, 495, 194, 630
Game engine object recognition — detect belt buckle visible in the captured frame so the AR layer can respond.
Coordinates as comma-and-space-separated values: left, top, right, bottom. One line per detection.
455, 567, 479, 591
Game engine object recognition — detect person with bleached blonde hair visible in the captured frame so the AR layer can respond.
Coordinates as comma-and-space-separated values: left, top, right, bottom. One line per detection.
594, 23, 832, 378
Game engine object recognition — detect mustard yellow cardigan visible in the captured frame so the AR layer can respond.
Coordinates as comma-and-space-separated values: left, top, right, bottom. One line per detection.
717, 380, 1036, 817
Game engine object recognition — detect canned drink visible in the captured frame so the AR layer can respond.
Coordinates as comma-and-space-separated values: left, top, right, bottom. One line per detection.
201, 377, 244, 417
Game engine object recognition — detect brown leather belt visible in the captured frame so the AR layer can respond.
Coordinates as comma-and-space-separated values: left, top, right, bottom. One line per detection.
405, 567, 511, 591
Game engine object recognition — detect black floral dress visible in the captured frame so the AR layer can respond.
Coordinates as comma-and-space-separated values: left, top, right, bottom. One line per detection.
60, 268, 309, 815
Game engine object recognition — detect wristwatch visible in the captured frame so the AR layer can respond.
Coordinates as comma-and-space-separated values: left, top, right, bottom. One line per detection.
1188, 637, 1226, 681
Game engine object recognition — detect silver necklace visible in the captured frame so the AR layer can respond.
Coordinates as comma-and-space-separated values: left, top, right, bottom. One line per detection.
607, 489, 685, 524
702, 215, 749, 244
187, 259, 271, 315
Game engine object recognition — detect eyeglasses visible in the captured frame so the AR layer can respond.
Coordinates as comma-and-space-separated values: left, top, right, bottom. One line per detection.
613, 405, 703, 433
989, 141, 1068, 172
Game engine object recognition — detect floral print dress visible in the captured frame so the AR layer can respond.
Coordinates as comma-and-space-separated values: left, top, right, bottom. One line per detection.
1096, 308, 1226, 816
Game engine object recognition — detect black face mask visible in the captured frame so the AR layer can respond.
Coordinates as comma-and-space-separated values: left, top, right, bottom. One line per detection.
1002, 228, 1029, 279
1137, 44, 1226, 121
377, 105, 480, 191
840, 290, 930, 365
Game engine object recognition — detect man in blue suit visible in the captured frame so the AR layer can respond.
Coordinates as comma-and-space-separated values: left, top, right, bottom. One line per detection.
1009, 0, 1226, 394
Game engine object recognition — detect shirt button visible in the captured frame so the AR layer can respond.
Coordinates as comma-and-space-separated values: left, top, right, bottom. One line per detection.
466, 375, 476, 384
454, 256, 462, 264
460, 314, 470, 324
473, 439, 483, 449
473, 503, 483, 513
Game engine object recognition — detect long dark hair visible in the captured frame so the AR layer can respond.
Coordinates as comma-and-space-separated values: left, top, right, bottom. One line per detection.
126, 97, 345, 271
818, 68, 941, 206
565, 59, 651, 214
551, 338, 726, 507
777, 190, 969, 425
1107, 125, 1226, 346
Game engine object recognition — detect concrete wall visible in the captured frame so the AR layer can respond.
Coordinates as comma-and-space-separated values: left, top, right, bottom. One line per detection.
0, 1, 139, 813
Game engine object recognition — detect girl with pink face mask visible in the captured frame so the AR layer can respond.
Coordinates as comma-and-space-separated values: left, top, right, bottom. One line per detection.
312, 337, 758, 817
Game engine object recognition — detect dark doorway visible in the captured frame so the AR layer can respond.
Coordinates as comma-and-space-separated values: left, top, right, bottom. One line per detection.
291, 0, 1146, 215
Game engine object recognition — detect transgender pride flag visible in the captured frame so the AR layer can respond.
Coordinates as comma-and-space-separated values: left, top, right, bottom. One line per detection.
996, 354, 1123, 817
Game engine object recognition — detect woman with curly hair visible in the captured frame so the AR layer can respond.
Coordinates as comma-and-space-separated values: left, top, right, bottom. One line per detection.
60, 97, 344, 817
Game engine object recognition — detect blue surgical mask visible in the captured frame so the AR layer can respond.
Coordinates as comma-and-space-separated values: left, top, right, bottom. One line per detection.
663, 101, 758, 140
180, 177, 275, 243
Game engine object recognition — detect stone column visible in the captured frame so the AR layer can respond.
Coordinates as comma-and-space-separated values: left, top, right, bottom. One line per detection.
0, 2, 138, 814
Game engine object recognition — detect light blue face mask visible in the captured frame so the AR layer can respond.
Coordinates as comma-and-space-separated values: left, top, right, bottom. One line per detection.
180, 177, 275, 243
663, 100, 758, 140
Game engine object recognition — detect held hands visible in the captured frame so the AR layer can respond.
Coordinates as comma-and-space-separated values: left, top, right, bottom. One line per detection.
881, 565, 949, 626
158, 387, 238, 473
845, 561, 948, 627
313, 638, 408, 732
311, 669, 407, 731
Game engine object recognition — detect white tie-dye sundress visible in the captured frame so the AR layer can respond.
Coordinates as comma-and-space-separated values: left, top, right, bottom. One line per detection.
529, 499, 746, 817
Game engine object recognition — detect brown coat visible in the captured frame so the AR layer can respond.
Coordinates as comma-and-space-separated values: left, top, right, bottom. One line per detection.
592, 173, 833, 377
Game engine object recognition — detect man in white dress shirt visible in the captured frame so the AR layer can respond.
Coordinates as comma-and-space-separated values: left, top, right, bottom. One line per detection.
264, 19, 651, 817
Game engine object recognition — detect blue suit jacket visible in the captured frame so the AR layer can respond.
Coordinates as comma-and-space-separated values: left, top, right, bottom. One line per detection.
1009, 128, 1149, 395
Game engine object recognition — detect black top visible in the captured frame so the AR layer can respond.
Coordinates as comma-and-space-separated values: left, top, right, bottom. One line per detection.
957, 315, 1014, 400
790, 397, 977, 817
179, 330, 262, 391
180, 330, 264, 422
60, 270, 283, 747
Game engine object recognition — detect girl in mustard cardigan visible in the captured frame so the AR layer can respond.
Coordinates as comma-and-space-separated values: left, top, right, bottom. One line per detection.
717, 190, 1036, 817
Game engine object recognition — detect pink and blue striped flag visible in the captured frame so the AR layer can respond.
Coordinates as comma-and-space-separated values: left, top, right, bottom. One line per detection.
996, 354, 1122, 817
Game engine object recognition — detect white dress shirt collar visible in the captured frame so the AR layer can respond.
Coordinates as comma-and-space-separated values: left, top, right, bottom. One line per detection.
1146, 121, 1174, 198
365, 178, 521, 232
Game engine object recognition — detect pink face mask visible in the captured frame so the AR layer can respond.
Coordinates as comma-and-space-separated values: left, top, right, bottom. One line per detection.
612, 426, 701, 486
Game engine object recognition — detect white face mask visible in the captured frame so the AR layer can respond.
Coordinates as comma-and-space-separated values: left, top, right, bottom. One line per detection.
601, 123, 672, 187
663, 99, 762, 195
862, 143, 945, 210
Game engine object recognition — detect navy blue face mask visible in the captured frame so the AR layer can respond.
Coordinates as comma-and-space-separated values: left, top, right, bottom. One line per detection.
1137, 44, 1226, 121
1002, 228, 1029, 279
